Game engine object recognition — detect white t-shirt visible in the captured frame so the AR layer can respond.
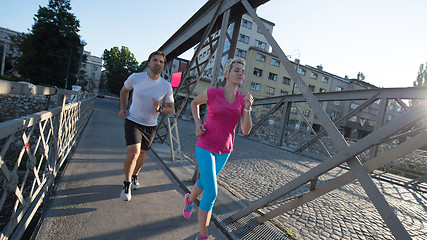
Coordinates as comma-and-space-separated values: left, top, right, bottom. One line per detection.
124, 72, 174, 126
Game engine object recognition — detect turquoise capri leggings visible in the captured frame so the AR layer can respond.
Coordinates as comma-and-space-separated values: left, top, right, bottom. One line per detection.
196, 146, 231, 212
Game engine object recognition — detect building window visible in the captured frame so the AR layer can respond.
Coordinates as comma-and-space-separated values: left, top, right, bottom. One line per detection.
334, 101, 341, 106
263, 104, 271, 108
256, 53, 266, 62
254, 40, 266, 50
371, 109, 378, 115
330, 111, 337, 120
271, 58, 280, 67
349, 116, 358, 122
291, 106, 297, 114
280, 90, 288, 95
303, 110, 310, 117
336, 86, 343, 91
241, 19, 252, 29
268, 72, 277, 81
266, 86, 275, 95
310, 72, 318, 79
238, 34, 249, 44
350, 103, 359, 109
319, 88, 326, 93
236, 48, 247, 58
298, 68, 306, 76
251, 82, 260, 91
322, 76, 329, 83
308, 84, 315, 92
253, 68, 263, 77
282, 77, 291, 85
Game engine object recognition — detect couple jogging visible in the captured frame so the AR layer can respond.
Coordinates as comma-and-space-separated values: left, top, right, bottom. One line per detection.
118, 51, 253, 240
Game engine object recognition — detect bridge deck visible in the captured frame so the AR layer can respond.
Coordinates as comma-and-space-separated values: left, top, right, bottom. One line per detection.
34, 97, 427, 240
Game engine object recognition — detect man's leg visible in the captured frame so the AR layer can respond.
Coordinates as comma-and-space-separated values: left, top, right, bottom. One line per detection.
132, 149, 147, 176
124, 144, 140, 182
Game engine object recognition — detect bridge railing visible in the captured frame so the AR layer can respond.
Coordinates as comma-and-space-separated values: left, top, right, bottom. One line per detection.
246, 88, 427, 188
0, 80, 95, 240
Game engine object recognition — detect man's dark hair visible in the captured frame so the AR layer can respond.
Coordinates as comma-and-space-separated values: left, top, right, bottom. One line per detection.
148, 51, 166, 64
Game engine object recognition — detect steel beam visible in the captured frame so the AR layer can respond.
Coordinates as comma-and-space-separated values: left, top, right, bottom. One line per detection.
253, 87, 427, 106
210, 9, 231, 87
157, 0, 269, 61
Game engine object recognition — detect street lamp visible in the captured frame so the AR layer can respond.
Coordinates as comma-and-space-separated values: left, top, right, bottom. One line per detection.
65, 49, 72, 89
285, 49, 301, 131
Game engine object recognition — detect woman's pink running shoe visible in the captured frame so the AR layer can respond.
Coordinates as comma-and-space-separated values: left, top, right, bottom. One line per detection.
183, 193, 194, 219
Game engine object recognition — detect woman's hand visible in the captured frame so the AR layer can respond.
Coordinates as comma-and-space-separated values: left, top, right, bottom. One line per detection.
195, 124, 206, 136
243, 92, 253, 110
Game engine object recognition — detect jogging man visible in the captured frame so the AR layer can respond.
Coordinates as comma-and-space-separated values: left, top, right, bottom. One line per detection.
118, 51, 174, 201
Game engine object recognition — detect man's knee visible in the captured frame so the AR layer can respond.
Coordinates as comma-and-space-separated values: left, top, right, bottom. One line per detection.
126, 144, 141, 159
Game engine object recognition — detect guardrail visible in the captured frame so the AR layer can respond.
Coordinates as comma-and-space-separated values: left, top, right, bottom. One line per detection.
0, 80, 95, 239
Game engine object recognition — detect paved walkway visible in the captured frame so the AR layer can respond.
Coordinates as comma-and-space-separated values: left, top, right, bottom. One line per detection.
34, 97, 228, 240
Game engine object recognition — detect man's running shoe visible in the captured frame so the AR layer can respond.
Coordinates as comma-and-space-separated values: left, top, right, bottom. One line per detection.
131, 175, 140, 190
120, 181, 131, 201
183, 193, 194, 219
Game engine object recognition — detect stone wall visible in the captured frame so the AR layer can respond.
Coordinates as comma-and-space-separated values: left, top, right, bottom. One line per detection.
0, 94, 62, 122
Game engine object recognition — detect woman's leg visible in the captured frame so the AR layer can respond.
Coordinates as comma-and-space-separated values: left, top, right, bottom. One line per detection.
195, 147, 231, 237
198, 209, 212, 237
189, 184, 203, 202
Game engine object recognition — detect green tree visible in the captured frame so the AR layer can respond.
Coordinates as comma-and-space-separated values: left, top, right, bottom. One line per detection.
413, 62, 426, 87
102, 46, 139, 94
12, 0, 81, 88
357, 72, 365, 81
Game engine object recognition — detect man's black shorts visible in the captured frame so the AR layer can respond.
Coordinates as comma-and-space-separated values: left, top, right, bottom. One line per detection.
124, 119, 156, 151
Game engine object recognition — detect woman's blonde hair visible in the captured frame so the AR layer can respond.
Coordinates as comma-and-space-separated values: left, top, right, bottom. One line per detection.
223, 58, 245, 77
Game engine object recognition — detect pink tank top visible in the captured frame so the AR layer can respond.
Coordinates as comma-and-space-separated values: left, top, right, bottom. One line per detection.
196, 88, 245, 154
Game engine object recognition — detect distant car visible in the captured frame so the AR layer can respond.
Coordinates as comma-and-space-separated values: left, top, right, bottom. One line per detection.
97, 92, 105, 98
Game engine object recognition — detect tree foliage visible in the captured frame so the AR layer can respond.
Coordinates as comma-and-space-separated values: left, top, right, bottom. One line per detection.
12, 0, 81, 88
102, 46, 139, 94
413, 62, 426, 87
357, 72, 365, 81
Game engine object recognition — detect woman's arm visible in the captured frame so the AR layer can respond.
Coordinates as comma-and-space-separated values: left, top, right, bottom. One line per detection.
241, 92, 253, 135
191, 90, 208, 136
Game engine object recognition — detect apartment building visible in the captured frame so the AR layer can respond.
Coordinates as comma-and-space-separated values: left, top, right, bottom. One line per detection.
241, 47, 332, 131
0, 27, 21, 76
80, 51, 102, 93
327, 76, 402, 138
191, 14, 275, 89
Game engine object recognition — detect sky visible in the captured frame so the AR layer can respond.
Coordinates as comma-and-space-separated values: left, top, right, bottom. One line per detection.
1, 0, 426, 88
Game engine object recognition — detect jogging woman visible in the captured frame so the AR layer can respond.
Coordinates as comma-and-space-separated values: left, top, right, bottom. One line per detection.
183, 58, 253, 240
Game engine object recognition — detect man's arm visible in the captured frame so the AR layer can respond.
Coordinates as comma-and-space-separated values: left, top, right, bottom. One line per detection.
118, 86, 130, 118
